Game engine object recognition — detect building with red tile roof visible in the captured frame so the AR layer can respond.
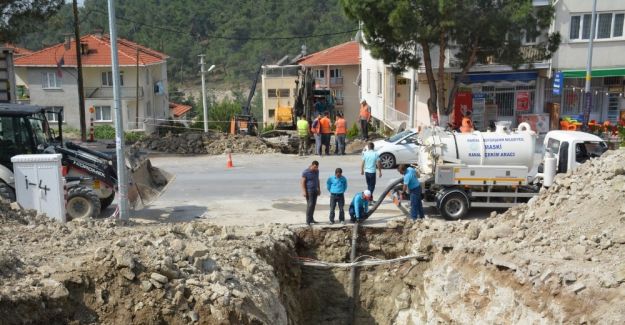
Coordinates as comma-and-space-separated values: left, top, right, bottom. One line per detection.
297, 41, 359, 66
2, 43, 33, 57
13, 34, 169, 134
169, 102, 192, 118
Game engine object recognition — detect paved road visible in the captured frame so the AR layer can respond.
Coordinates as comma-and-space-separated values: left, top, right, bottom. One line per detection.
115, 153, 506, 227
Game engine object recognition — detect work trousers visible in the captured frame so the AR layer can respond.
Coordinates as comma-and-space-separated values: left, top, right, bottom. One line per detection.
329, 193, 345, 222
321, 133, 331, 155
298, 136, 308, 156
314, 133, 322, 155
349, 203, 366, 222
409, 185, 425, 220
305, 191, 318, 224
335, 134, 346, 155
360, 119, 369, 140
365, 172, 376, 197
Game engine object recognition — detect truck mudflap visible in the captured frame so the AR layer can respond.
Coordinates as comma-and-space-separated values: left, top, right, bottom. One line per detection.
436, 188, 471, 220
126, 150, 174, 209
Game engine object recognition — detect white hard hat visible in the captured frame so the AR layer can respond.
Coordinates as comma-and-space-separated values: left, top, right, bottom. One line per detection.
363, 190, 372, 199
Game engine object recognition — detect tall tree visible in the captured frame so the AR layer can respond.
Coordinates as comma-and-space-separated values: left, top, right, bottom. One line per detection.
341, 0, 560, 117
1, 0, 64, 41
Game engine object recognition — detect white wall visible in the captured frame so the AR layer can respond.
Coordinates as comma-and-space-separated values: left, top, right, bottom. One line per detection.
360, 44, 386, 121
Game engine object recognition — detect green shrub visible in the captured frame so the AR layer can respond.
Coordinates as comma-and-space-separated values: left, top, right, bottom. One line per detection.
347, 122, 359, 139
124, 131, 145, 143
262, 123, 275, 133
94, 125, 116, 139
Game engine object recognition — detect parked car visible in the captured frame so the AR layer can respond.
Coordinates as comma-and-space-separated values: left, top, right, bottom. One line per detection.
365, 129, 420, 169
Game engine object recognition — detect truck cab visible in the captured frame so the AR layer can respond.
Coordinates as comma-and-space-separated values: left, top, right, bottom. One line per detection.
543, 131, 607, 174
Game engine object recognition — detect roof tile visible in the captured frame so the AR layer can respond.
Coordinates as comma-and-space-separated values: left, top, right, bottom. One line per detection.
297, 41, 359, 66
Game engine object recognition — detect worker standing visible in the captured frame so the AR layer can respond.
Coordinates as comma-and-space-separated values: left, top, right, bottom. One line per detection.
361, 142, 382, 200
348, 190, 372, 223
301, 160, 321, 226
334, 112, 347, 155
359, 99, 371, 140
397, 164, 425, 220
320, 111, 332, 156
311, 114, 322, 156
296, 116, 309, 156
326, 168, 347, 225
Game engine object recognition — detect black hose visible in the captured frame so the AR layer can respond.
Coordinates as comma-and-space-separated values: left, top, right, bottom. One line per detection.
364, 177, 409, 218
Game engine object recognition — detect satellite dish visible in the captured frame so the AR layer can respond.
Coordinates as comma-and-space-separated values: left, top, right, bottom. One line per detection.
396, 122, 406, 134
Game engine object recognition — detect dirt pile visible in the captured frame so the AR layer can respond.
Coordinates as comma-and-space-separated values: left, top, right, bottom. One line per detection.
138, 132, 283, 155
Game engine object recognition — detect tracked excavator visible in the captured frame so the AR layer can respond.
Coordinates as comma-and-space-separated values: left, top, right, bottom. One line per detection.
0, 104, 173, 219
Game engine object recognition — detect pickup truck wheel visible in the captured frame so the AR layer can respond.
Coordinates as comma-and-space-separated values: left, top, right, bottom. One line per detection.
440, 192, 468, 220
0, 182, 15, 202
379, 153, 396, 169
66, 186, 101, 220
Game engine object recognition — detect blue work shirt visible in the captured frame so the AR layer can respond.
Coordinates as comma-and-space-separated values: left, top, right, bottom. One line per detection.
302, 168, 319, 192
362, 151, 379, 174
403, 167, 421, 190
351, 192, 369, 219
326, 175, 347, 194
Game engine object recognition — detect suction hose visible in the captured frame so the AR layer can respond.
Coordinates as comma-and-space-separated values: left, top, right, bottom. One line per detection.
364, 177, 410, 219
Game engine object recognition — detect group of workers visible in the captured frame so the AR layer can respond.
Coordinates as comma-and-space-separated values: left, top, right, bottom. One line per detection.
295, 99, 373, 157
300, 142, 425, 226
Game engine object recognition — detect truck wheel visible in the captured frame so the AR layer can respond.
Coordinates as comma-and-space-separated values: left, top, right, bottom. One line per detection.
0, 182, 15, 202
379, 153, 396, 169
439, 192, 469, 220
66, 186, 101, 220
100, 193, 115, 210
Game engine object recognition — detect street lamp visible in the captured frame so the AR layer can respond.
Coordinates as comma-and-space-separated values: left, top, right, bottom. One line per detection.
199, 55, 216, 133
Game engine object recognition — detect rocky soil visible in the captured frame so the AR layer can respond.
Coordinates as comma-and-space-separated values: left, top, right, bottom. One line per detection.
1, 149, 624, 324
138, 132, 285, 155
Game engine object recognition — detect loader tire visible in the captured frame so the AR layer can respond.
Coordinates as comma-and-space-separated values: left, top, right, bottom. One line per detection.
0, 182, 15, 202
100, 193, 115, 210
66, 186, 101, 220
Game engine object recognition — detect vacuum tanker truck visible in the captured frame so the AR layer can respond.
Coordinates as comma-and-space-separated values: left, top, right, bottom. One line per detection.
398, 121, 607, 220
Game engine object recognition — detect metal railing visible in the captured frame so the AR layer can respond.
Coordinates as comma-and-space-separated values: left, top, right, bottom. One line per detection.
126, 121, 145, 130
335, 98, 344, 106
384, 104, 409, 128
84, 86, 144, 99
330, 77, 343, 86
315, 78, 327, 87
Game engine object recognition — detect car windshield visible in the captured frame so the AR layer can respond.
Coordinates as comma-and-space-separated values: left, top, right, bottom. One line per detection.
386, 130, 414, 142
27, 113, 51, 147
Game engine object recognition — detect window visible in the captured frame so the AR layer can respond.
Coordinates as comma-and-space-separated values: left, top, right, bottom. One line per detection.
277, 89, 290, 97
546, 138, 560, 156
330, 69, 342, 78
314, 69, 325, 79
102, 71, 124, 86
366, 69, 371, 93
42, 72, 61, 89
570, 12, 625, 40
377, 72, 382, 95
94, 106, 112, 121
268, 109, 275, 118
46, 107, 63, 122
268, 89, 277, 98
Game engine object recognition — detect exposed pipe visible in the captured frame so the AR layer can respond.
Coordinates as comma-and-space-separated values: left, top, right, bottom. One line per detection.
348, 221, 359, 325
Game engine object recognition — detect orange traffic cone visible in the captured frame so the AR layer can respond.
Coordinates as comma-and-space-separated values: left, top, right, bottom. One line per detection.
226, 153, 234, 168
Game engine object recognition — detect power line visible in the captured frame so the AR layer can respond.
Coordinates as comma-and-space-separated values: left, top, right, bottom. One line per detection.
90, 9, 358, 41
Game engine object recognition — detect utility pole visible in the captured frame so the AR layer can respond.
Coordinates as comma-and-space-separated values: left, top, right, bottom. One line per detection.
583, 0, 598, 129
72, 0, 87, 141
107, 0, 129, 220
408, 67, 416, 128
199, 54, 208, 133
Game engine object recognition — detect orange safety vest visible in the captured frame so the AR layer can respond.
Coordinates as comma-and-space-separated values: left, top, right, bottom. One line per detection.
359, 104, 371, 120
310, 118, 321, 134
320, 117, 332, 134
335, 118, 346, 135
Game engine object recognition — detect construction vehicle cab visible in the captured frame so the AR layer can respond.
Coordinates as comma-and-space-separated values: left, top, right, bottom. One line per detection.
542, 131, 608, 174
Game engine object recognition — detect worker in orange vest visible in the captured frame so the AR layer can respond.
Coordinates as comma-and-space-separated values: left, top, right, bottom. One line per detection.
359, 99, 371, 140
310, 113, 322, 155
459, 116, 474, 133
319, 111, 332, 155
334, 112, 347, 155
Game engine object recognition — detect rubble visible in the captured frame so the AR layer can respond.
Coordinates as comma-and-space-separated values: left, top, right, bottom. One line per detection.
137, 131, 283, 155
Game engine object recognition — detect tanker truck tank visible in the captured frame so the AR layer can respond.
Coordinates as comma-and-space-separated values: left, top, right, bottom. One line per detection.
417, 121, 536, 174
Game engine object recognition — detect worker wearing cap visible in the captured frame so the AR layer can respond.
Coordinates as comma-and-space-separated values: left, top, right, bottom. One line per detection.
334, 112, 347, 155
310, 114, 322, 156
397, 164, 425, 220
460, 116, 474, 133
297, 116, 309, 156
320, 112, 332, 155
349, 190, 372, 223
359, 99, 371, 140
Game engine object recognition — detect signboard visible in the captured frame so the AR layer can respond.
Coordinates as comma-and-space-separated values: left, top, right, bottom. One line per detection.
516, 91, 530, 112
453, 91, 473, 128
552, 71, 563, 95
472, 93, 486, 130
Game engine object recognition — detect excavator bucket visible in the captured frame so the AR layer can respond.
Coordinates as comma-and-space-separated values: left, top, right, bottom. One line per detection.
125, 150, 174, 209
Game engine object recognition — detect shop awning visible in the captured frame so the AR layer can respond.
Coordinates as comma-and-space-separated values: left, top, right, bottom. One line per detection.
461, 71, 538, 83
562, 68, 625, 78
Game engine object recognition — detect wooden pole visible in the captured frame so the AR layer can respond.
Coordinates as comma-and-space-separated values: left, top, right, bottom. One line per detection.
72, 0, 87, 141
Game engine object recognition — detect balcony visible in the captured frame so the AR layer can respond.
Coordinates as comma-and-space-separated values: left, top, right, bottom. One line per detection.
335, 98, 344, 106
314, 78, 327, 87
519, 45, 547, 62
84, 86, 144, 99
330, 77, 343, 86
384, 104, 409, 129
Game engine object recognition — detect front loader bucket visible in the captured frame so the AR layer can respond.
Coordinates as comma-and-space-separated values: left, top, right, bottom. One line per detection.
125, 152, 174, 209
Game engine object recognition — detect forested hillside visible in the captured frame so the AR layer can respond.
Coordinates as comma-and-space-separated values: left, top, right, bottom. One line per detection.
15, 0, 356, 87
